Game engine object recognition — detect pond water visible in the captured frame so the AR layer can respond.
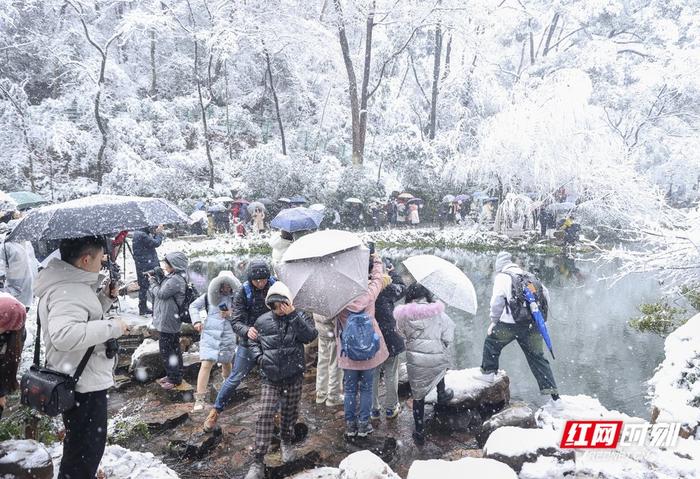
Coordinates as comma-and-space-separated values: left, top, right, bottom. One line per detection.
190, 248, 664, 418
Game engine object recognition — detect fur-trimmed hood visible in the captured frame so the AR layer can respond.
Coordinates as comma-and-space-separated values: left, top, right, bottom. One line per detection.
393, 301, 445, 322
207, 271, 241, 307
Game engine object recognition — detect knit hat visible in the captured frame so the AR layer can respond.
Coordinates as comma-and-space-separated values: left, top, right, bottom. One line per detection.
494, 251, 514, 273
247, 259, 271, 281
0, 294, 26, 331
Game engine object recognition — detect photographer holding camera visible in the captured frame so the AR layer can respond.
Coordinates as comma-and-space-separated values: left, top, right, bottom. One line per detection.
133, 225, 164, 315
33, 235, 129, 479
147, 251, 191, 391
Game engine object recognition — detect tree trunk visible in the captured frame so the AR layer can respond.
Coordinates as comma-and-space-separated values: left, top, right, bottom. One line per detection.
265, 50, 287, 155
194, 40, 214, 188
334, 0, 374, 165
94, 88, 107, 186
542, 13, 560, 56
224, 60, 233, 162
149, 30, 157, 98
429, 22, 442, 140
529, 19, 535, 65
357, 1, 375, 161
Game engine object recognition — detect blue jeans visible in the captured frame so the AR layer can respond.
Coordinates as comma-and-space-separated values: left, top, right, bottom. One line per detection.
214, 345, 256, 411
343, 368, 375, 424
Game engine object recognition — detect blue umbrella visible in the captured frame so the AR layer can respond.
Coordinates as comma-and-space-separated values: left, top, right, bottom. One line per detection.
522, 286, 555, 359
270, 207, 323, 233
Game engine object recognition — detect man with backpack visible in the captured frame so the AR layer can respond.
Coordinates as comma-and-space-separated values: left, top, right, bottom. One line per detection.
148, 251, 193, 391
334, 254, 389, 439
476, 251, 559, 400
203, 259, 276, 432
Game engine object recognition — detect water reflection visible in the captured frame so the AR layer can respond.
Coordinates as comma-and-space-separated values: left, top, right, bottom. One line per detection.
190, 249, 664, 418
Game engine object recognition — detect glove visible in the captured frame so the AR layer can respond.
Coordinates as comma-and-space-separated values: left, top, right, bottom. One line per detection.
487, 323, 496, 336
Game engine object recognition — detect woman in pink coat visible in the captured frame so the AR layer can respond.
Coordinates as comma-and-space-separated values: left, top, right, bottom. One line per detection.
334, 255, 388, 438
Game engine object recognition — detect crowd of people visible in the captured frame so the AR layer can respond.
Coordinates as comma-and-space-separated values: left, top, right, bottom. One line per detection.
0, 197, 561, 479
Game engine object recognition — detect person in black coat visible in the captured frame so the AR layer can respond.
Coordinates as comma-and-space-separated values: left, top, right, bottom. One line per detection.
132, 225, 164, 315
203, 259, 276, 432
371, 262, 407, 420
245, 281, 317, 479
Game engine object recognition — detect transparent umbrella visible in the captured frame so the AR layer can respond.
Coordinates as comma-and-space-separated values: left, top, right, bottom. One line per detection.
402, 254, 478, 314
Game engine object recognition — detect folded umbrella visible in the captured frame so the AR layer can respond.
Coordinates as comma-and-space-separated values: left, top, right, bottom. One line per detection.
278, 245, 369, 318
6, 195, 189, 242
522, 287, 555, 359
402, 254, 477, 314
270, 207, 324, 233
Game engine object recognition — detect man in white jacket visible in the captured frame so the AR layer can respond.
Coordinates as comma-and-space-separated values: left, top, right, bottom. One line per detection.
476, 251, 559, 400
34, 235, 129, 479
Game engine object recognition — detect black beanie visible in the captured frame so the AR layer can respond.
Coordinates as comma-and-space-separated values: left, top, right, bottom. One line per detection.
247, 260, 270, 281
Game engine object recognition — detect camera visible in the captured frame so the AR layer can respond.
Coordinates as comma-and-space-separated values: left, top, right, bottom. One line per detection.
367, 241, 376, 273
105, 338, 120, 359
145, 266, 164, 280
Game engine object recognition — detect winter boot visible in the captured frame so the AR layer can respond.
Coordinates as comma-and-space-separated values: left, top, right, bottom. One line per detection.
203, 409, 219, 433
357, 421, 374, 437
551, 393, 560, 401
412, 429, 425, 445
192, 393, 207, 412
344, 421, 357, 439
244, 462, 264, 479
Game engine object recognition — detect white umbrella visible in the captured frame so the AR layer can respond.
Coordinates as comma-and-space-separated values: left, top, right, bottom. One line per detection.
189, 210, 207, 224
402, 254, 478, 314
212, 196, 234, 203
309, 203, 326, 211
345, 197, 363, 204
281, 229, 362, 262
278, 246, 369, 317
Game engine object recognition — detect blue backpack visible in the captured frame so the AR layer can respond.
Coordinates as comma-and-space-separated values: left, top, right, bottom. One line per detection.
340, 311, 380, 361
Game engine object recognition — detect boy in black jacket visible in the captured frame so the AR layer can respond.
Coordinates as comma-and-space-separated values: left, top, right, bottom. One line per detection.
245, 281, 317, 479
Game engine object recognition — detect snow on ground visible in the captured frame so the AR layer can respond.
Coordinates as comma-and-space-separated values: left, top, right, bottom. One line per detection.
483, 426, 560, 457
519, 394, 700, 479
0, 439, 52, 470
648, 312, 700, 437
423, 367, 507, 404
48, 444, 178, 479
130, 338, 159, 369
338, 450, 400, 479
407, 457, 517, 479
289, 467, 341, 478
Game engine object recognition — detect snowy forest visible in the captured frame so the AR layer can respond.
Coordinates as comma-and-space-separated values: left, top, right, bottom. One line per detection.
2, 0, 700, 250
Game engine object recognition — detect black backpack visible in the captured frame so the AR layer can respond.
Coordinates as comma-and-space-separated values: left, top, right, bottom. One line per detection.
503, 272, 548, 323
174, 275, 199, 324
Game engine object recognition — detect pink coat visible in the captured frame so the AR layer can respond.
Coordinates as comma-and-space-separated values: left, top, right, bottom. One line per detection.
334, 257, 389, 370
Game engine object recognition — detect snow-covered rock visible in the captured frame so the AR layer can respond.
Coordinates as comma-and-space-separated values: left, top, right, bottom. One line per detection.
0, 440, 53, 479
130, 338, 163, 382
406, 457, 517, 479
48, 444, 178, 479
424, 368, 510, 410
523, 394, 700, 479
479, 401, 536, 445
483, 426, 572, 472
338, 450, 400, 479
648, 312, 700, 438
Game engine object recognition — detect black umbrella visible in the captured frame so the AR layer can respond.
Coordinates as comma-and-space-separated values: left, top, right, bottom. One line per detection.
6, 194, 189, 242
